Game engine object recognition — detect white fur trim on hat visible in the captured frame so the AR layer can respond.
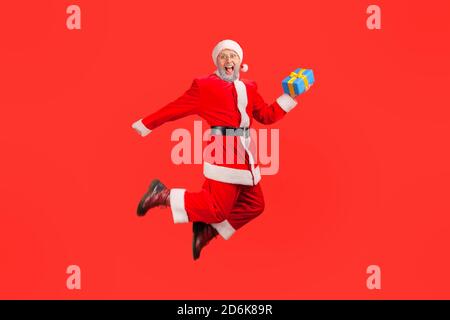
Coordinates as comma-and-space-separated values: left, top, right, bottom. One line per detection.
212, 39, 248, 72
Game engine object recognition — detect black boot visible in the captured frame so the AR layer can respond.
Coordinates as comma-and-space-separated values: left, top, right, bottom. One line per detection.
137, 179, 170, 216
192, 222, 218, 260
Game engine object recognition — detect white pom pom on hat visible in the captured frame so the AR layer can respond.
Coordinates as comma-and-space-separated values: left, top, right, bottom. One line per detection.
212, 39, 248, 73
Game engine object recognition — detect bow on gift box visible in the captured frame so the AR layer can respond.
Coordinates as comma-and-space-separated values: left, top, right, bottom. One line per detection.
287, 69, 310, 96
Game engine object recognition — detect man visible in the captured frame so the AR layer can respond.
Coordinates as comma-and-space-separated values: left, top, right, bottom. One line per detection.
132, 39, 302, 260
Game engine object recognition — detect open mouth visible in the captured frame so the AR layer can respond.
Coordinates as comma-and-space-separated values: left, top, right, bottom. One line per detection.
224, 65, 234, 75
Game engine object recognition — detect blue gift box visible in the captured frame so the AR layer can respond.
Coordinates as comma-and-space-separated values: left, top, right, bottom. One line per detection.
282, 68, 315, 96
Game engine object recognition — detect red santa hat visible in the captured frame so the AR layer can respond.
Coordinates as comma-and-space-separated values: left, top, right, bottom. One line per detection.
212, 39, 249, 72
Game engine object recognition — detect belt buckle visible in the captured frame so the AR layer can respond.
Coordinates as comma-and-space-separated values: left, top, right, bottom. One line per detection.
234, 128, 243, 136
241, 127, 249, 138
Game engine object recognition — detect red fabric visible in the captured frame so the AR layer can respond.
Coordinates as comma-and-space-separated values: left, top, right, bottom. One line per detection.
141, 73, 286, 129
184, 179, 265, 230
140, 73, 287, 171
141, 74, 280, 227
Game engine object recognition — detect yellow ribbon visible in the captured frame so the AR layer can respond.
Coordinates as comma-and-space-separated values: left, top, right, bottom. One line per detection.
287, 69, 309, 96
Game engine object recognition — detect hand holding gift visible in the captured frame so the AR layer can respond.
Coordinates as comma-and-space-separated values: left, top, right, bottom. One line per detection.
282, 68, 315, 98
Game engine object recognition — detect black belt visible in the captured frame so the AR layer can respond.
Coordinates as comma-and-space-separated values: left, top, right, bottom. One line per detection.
210, 126, 250, 138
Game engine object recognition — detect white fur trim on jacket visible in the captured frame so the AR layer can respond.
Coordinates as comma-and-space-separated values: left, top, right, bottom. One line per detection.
132, 119, 152, 137
203, 162, 261, 186
169, 189, 189, 223
211, 220, 236, 240
234, 80, 249, 127
276, 93, 298, 113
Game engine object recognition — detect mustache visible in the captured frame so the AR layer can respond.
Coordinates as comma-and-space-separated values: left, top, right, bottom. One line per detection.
217, 63, 240, 82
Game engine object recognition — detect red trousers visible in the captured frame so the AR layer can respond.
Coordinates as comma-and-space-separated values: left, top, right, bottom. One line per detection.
170, 179, 265, 240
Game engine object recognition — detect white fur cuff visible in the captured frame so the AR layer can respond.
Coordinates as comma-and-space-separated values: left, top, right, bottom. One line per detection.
211, 220, 236, 240
170, 189, 189, 224
276, 93, 298, 113
132, 119, 152, 137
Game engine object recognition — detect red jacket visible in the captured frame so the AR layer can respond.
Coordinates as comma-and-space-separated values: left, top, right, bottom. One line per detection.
132, 73, 298, 186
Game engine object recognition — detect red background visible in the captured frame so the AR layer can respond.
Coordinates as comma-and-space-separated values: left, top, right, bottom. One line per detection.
1, 0, 449, 299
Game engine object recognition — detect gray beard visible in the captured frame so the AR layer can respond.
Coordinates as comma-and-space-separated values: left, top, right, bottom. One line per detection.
216, 64, 240, 82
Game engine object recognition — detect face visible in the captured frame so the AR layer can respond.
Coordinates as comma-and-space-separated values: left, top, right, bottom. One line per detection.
216, 49, 241, 81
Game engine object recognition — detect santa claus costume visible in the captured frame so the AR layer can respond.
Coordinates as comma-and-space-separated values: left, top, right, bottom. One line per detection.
132, 40, 299, 259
